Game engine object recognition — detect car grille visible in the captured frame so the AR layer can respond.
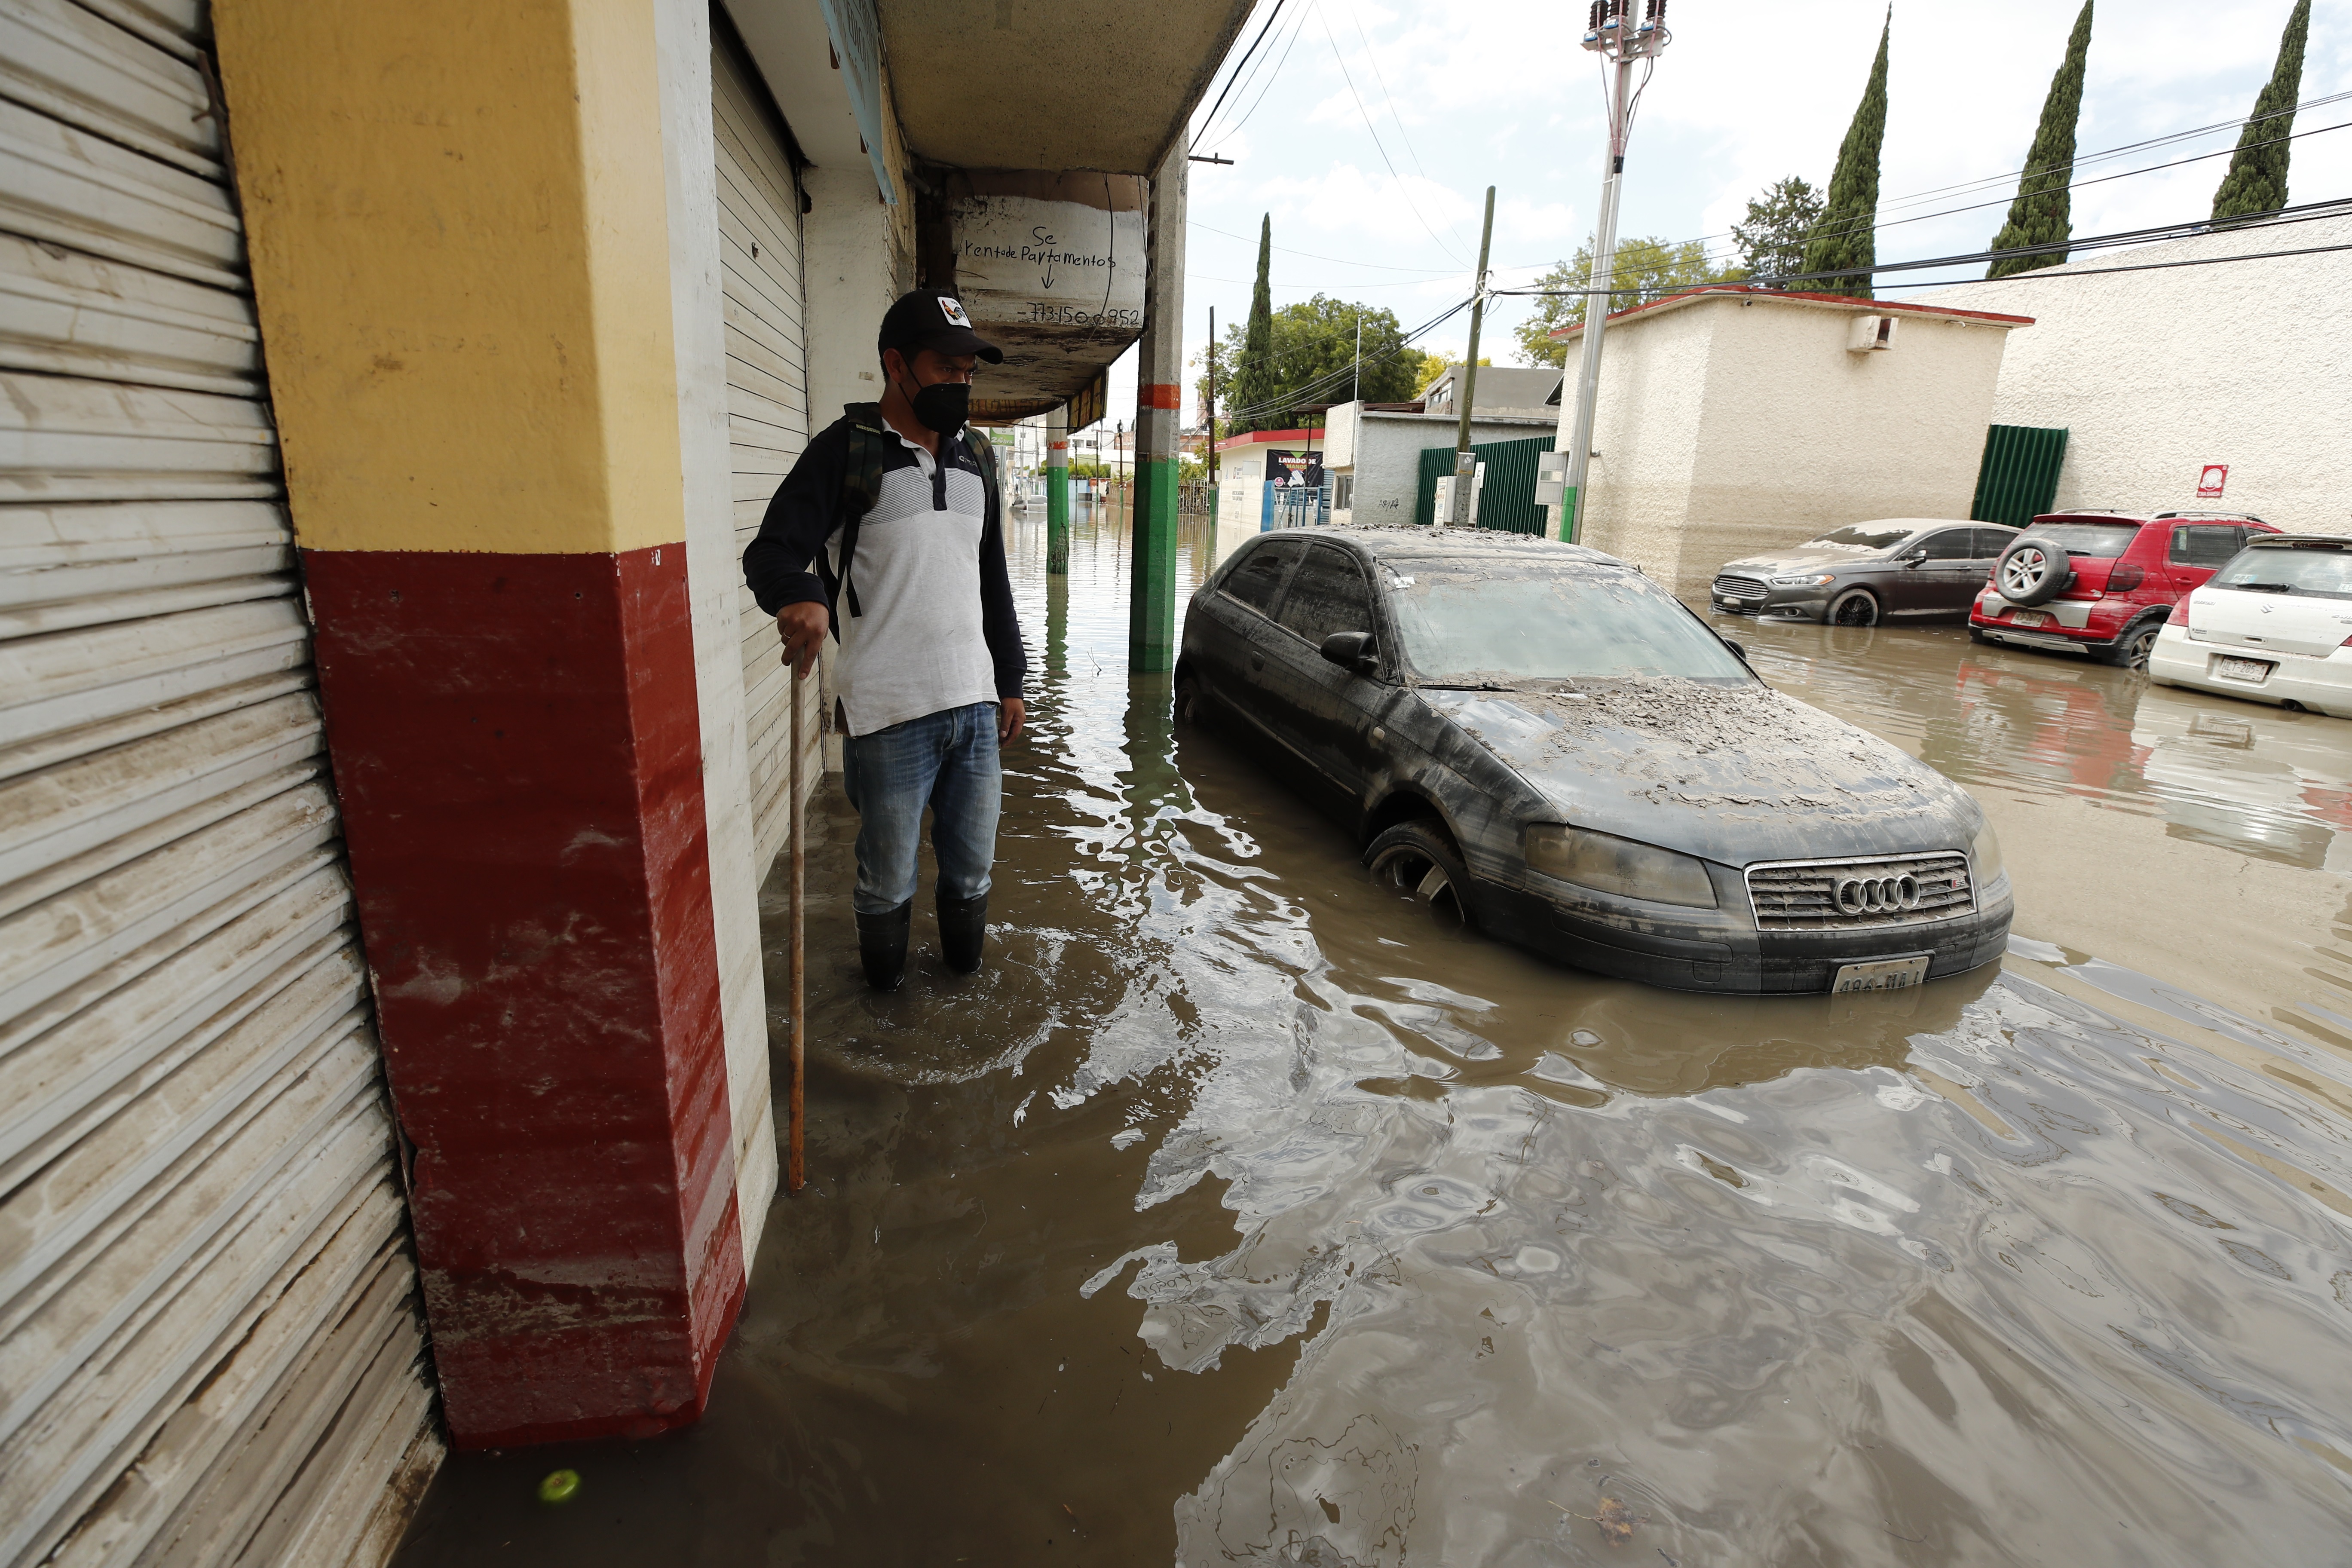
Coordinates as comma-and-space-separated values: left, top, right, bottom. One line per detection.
1745, 852, 1975, 930
1712, 574, 1767, 604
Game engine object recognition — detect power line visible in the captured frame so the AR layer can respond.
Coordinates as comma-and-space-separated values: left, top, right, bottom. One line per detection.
1311, 2, 1470, 264
1219, 294, 1476, 423
1688, 113, 2352, 273
1188, 0, 1289, 152
1196, 0, 1313, 152
1490, 197, 2352, 298
1342, 4, 1473, 260
1187, 219, 1468, 273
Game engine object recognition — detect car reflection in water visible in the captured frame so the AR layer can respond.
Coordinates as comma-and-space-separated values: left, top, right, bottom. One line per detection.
1177, 527, 2013, 993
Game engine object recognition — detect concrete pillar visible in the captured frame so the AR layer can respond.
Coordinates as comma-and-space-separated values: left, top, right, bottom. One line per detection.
1046, 403, 1071, 575
1128, 143, 1188, 673
216, 0, 756, 1447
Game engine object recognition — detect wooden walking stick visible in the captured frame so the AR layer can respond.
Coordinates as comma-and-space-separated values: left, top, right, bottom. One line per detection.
787, 658, 806, 1194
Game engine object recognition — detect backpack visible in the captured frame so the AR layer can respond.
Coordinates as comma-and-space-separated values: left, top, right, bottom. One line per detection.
822, 402, 997, 641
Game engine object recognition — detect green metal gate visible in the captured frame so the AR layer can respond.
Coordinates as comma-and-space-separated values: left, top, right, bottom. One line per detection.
1970, 424, 2069, 527
1413, 435, 1552, 532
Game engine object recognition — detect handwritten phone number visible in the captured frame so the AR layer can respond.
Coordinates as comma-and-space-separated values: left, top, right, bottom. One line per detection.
1023, 303, 1143, 328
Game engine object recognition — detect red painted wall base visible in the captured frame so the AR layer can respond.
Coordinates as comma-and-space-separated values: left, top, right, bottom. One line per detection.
303, 544, 744, 1447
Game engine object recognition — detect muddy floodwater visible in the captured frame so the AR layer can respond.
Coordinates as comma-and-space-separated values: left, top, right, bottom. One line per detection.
397, 508, 2352, 1565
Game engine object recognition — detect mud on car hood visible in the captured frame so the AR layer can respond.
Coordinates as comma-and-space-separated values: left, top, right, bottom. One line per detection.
1424, 680, 1977, 867
1718, 548, 1882, 576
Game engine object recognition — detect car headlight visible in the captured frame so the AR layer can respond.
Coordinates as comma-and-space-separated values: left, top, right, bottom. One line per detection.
1525, 824, 1718, 908
1971, 820, 2005, 885
1769, 573, 1836, 587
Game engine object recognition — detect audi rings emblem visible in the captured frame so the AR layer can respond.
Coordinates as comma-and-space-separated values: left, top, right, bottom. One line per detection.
1835, 873, 1920, 915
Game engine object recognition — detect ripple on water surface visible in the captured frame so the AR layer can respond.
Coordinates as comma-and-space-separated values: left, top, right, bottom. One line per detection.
391, 506, 2352, 1568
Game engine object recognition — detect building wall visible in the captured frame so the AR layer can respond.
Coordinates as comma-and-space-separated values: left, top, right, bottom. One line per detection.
1568, 295, 2016, 599
1922, 214, 2352, 533
1331, 410, 1555, 528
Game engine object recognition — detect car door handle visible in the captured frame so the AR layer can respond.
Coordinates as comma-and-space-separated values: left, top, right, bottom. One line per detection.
1250, 652, 1265, 672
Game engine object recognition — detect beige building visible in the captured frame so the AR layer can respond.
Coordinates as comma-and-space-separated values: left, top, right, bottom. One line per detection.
1550, 289, 2032, 600
1922, 211, 2352, 534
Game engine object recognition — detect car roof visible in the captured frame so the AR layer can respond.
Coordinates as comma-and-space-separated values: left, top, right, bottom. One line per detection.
1265, 525, 1617, 567
2244, 533, 2352, 548
2031, 511, 2268, 527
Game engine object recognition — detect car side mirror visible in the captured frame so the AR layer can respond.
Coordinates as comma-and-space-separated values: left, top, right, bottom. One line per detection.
1721, 639, 1748, 660
1320, 630, 1378, 674
1902, 552, 1928, 567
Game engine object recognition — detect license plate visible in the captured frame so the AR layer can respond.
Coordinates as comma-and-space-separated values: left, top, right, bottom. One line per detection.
2009, 609, 2051, 628
1831, 955, 1931, 993
2215, 655, 2274, 682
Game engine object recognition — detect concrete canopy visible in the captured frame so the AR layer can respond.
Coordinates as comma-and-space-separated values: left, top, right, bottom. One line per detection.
877, 0, 1255, 175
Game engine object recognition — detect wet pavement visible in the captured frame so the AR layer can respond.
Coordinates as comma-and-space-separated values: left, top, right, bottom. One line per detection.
395, 508, 2352, 1565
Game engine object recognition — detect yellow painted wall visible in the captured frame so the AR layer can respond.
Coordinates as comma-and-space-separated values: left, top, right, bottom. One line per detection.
214, 0, 685, 555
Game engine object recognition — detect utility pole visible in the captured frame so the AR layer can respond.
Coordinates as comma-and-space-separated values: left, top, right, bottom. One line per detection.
1129, 138, 1188, 672
1352, 309, 1363, 406
1206, 305, 1219, 524
1559, 0, 1675, 542
1449, 184, 1496, 527
1046, 403, 1069, 573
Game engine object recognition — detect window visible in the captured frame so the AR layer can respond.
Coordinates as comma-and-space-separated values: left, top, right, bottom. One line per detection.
2211, 543, 2352, 600
1332, 473, 1354, 511
1221, 538, 1302, 616
1277, 545, 1374, 648
1387, 561, 1751, 684
2026, 523, 2135, 559
1914, 529, 1978, 560
1972, 527, 2018, 558
2171, 524, 2249, 567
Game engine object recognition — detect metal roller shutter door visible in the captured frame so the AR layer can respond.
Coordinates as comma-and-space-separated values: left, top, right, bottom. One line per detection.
0, 2, 439, 1563
713, 33, 823, 876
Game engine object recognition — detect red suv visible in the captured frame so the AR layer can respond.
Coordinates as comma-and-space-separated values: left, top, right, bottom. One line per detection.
1969, 511, 2279, 669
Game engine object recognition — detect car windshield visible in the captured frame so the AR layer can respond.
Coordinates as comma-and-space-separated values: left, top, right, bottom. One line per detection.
1802, 524, 1913, 551
2027, 522, 2137, 558
2211, 545, 2352, 600
1381, 558, 1752, 685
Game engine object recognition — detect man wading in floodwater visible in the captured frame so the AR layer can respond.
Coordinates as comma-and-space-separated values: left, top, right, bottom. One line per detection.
742, 291, 1026, 990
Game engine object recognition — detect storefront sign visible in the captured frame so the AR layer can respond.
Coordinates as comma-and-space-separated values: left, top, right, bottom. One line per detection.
2197, 463, 2228, 499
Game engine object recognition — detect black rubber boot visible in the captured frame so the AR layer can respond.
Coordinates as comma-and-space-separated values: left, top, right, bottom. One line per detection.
856, 900, 912, 991
938, 891, 988, 975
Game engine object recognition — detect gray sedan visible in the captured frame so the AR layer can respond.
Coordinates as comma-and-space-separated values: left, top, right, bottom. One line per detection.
1712, 519, 2019, 626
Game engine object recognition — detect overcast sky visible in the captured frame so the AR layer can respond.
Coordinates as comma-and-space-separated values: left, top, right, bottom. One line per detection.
1083, 0, 2350, 435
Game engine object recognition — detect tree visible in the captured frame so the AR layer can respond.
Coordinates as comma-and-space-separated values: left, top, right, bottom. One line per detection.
1222, 214, 1280, 432
1801, 11, 1890, 299
1510, 238, 1730, 367
1195, 297, 1435, 430
1730, 177, 1824, 287
2211, 0, 2309, 223
1987, 1, 2092, 278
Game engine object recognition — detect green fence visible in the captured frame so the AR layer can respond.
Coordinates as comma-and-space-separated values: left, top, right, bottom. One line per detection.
1412, 435, 1552, 533
1970, 424, 2069, 528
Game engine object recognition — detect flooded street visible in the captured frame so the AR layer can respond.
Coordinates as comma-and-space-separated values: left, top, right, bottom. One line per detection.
396, 509, 2352, 1565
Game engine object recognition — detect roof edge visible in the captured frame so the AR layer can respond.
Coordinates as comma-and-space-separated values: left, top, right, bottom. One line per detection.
1548, 285, 2035, 343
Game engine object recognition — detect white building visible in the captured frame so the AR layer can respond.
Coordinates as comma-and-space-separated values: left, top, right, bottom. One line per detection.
1550, 288, 2031, 600
1920, 211, 2352, 533
1322, 401, 1556, 527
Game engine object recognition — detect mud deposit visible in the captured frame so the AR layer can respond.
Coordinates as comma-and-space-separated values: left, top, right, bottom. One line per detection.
395, 511, 2352, 1565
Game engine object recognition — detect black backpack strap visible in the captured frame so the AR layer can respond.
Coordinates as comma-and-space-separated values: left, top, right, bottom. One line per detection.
963, 425, 998, 500
828, 402, 889, 640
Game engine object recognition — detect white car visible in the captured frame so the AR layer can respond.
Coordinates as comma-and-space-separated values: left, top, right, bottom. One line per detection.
2147, 535, 2352, 717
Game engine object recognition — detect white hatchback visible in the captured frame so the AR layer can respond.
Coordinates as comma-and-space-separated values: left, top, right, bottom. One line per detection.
2148, 535, 2352, 717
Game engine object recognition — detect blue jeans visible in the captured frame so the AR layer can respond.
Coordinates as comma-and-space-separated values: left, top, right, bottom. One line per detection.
840, 702, 1002, 915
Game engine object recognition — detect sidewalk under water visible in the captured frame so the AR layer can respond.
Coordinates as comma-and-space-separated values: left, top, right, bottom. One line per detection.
396, 503, 2352, 1565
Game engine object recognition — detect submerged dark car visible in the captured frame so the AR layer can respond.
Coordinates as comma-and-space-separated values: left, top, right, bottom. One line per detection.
1178, 527, 2012, 994
1712, 518, 2018, 626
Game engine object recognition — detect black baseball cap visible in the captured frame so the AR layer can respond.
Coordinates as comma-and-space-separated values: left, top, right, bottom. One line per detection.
878, 290, 1003, 364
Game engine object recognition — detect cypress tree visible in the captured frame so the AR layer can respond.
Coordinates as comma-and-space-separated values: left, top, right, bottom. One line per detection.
1987, 0, 2092, 278
1800, 11, 1890, 300
1230, 214, 1277, 431
2211, 0, 2309, 223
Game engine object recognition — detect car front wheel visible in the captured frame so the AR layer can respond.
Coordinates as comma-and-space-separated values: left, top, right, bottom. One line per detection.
1364, 820, 1473, 930
1827, 587, 1880, 627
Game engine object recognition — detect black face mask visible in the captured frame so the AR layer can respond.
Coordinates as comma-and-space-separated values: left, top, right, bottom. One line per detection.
906, 379, 969, 435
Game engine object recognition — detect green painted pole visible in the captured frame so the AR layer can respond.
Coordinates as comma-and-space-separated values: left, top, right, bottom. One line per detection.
1045, 404, 1069, 574
1128, 140, 1187, 674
